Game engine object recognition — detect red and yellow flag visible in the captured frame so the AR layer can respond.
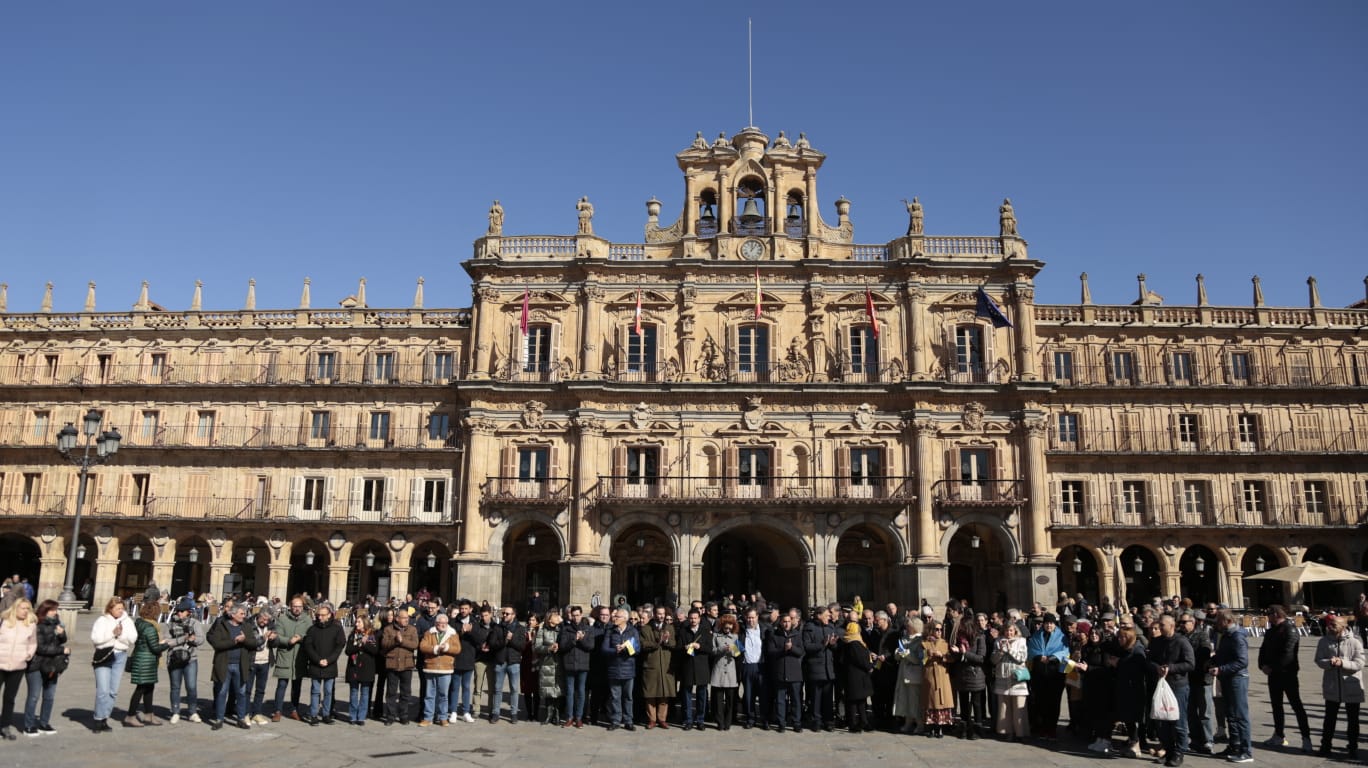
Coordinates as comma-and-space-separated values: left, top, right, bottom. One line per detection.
633, 288, 642, 335
519, 288, 530, 336
754, 268, 762, 320
865, 286, 880, 338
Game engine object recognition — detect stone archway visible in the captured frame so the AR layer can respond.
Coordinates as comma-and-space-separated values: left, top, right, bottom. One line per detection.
833, 524, 900, 608
1120, 545, 1162, 608
0, 533, 41, 601
1241, 545, 1286, 609
171, 535, 212, 598
349, 538, 392, 603
609, 524, 676, 608
1179, 544, 1222, 606
115, 534, 155, 599
944, 522, 1013, 614
410, 540, 453, 600
698, 523, 810, 611
1057, 545, 1100, 607
288, 538, 329, 600
502, 521, 563, 615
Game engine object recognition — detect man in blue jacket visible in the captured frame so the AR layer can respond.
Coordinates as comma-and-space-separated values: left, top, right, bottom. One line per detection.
1209, 609, 1252, 764
600, 608, 639, 731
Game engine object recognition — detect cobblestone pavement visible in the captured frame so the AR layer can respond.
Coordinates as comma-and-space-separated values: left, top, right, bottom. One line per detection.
0, 633, 1360, 767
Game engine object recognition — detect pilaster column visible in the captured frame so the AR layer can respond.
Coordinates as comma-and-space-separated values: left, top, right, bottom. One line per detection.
459, 418, 499, 555
580, 284, 604, 377
388, 540, 414, 599
1226, 569, 1243, 608
570, 415, 606, 558
906, 284, 928, 379
38, 555, 67, 605
1022, 416, 1051, 560
911, 418, 938, 560
151, 537, 177, 593
1012, 283, 1038, 381
207, 539, 234, 600
470, 286, 499, 379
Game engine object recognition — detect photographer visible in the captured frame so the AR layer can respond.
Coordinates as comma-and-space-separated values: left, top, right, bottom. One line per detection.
165, 598, 206, 723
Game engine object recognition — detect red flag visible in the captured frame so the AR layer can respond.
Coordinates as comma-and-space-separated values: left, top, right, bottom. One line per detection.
754, 268, 762, 320
865, 286, 880, 338
633, 288, 642, 336
519, 288, 530, 336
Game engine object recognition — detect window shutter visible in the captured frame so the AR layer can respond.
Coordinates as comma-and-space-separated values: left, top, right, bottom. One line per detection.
724, 445, 738, 496
385, 412, 394, 446
383, 478, 396, 519
355, 412, 366, 447
983, 322, 997, 382
549, 445, 562, 489
946, 447, 960, 483
942, 322, 956, 380
1172, 480, 1184, 525
443, 476, 455, 522
1104, 350, 1115, 384
1084, 480, 1099, 524
423, 353, 434, 384
349, 477, 363, 517
1049, 480, 1060, 520
551, 322, 563, 381
1110, 481, 1123, 523
1196, 413, 1208, 451
409, 477, 424, 520
1327, 481, 1342, 524
657, 444, 671, 497
835, 446, 850, 497
362, 353, 374, 384
1231, 480, 1243, 522
501, 445, 517, 495
613, 444, 627, 495
296, 410, 309, 446
289, 476, 304, 516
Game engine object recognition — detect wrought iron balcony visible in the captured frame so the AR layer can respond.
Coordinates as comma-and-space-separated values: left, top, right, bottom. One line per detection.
1049, 501, 1358, 529
1044, 363, 1368, 389
595, 475, 914, 506
0, 494, 452, 524
480, 477, 573, 506
1046, 429, 1368, 455
931, 479, 1026, 506
0, 424, 460, 452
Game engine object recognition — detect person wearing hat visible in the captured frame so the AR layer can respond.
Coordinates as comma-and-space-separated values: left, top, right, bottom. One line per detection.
1027, 613, 1069, 739
165, 597, 206, 723
840, 621, 874, 733
1180, 610, 1217, 754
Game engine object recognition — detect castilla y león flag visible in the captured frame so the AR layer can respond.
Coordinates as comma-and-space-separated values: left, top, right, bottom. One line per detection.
865, 286, 880, 338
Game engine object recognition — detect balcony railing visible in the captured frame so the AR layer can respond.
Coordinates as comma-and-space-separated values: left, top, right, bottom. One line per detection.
1049, 502, 1357, 528
931, 479, 1026, 505
595, 475, 914, 504
1045, 364, 1367, 389
480, 477, 573, 505
0, 362, 463, 388
0, 424, 460, 452
1047, 429, 1368, 455
0, 494, 452, 524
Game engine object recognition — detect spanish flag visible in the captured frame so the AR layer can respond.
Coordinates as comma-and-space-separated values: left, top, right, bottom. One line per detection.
754, 268, 762, 320
519, 288, 530, 336
865, 286, 880, 338
633, 288, 642, 336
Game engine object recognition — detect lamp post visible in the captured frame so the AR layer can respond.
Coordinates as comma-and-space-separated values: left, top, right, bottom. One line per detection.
55, 408, 122, 626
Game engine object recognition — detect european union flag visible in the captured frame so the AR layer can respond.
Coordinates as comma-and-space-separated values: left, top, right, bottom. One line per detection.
975, 286, 1014, 329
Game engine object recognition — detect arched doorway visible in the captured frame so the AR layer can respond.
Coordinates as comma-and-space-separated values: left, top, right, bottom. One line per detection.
501, 522, 562, 615
609, 526, 674, 608
0, 534, 40, 600
115, 534, 155, 599
1302, 545, 1347, 608
72, 533, 96, 606
1057, 545, 1099, 606
230, 537, 268, 599
171, 536, 211, 598
1120, 545, 1161, 608
410, 541, 453, 601
835, 525, 896, 607
701, 526, 807, 611
288, 538, 329, 600
1241, 545, 1284, 609
1180, 545, 1221, 606
947, 524, 1010, 614
349, 539, 391, 603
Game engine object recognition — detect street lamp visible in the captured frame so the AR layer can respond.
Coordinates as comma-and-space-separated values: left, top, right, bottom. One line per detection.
426, 552, 437, 568
365, 550, 376, 568
55, 408, 121, 606
970, 534, 981, 549
527, 532, 537, 547
244, 549, 256, 565
1254, 556, 1265, 572
1072, 556, 1083, 573
1133, 556, 1144, 573
1195, 556, 1206, 573
187, 547, 199, 564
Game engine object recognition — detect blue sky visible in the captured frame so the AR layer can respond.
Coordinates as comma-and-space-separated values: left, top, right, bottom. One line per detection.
2, 2, 1365, 313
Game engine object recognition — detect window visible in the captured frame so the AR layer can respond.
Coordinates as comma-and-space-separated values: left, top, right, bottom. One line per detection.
959, 448, 992, 500
428, 412, 450, 442
432, 352, 454, 382
1060, 480, 1085, 519
1302, 480, 1328, 518
44, 355, 59, 380
1287, 352, 1312, 386
315, 352, 337, 381
1240, 480, 1265, 521
369, 411, 391, 441
1293, 413, 1321, 450
361, 478, 386, 513
1350, 352, 1368, 387
97, 354, 111, 383
131, 474, 152, 506
1229, 352, 1251, 384
302, 478, 326, 513
140, 411, 160, 441
1236, 414, 1259, 451
1121, 480, 1147, 521
1176, 414, 1199, 451
1171, 352, 1194, 384
1056, 413, 1079, 447
422, 479, 447, 515
626, 447, 659, 484
372, 352, 396, 383
22, 473, 41, 505
626, 325, 657, 374
310, 411, 331, 440
32, 411, 50, 439
955, 325, 985, 377
1111, 351, 1136, 383
518, 447, 550, 481
737, 448, 770, 494
849, 326, 880, 380
849, 448, 883, 486
1182, 480, 1208, 520
524, 325, 552, 373
1053, 351, 1074, 383
149, 353, 166, 379
196, 411, 216, 439
737, 324, 769, 376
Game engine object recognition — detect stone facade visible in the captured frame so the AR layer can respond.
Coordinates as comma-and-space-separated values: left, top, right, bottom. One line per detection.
1, 128, 1364, 615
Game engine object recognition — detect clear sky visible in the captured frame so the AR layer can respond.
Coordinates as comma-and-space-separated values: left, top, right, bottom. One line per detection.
2, 2, 1365, 313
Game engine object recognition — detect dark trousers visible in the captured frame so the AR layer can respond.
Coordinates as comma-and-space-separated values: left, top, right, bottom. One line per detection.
272, 677, 303, 716
680, 683, 708, 725
774, 680, 802, 727
806, 679, 833, 727
738, 662, 765, 725
385, 669, 414, 722
1322, 701, 1360, 749
1, 669, 26, 724
713, 686, 737, 730
1267, 673, 1310, 739
1157, 682, 1190, 755
957, 688, 987, 731
846, 697, 867, 731
1029, 673, 1064, 736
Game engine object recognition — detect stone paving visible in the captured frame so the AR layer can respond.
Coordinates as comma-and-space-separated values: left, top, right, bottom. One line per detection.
0, 632, 1361, 768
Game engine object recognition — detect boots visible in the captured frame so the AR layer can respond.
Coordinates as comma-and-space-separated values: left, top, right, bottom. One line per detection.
123, 715, 145, 727
139, 712, 164, 726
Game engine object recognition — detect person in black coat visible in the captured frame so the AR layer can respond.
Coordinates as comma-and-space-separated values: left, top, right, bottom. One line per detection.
841, 623, 875, 732
676, 608, 712, 729
1111, 626, 1150, 757
557, 606, 594, 727
486, 607, 528, 722
344, 608, 380, 725
802, 605, 839, 731
1257, 605, 1311, 751
950, 614, 989, 739
302, 604, 346, 724
1145, 615, 1195, 766
447, 602, 478, 723
766, 612, 804, 732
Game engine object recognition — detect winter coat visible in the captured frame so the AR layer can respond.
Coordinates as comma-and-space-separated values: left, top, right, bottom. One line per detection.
28, 616, 67, 676
302, 618, 346, 680
419, 626, 460, 674
270, 610, 313, 679
206, 616, 265, 684
991, 636, 1029, 696
450, 615, 477, 673
1258, 620, 1299, 680
557, 620, 594, 674
1315, 631, 1364, 704
766, 626, 804, 684
345, 629, 381, 685
0, 618, 36, 672
1112, 642, 1149, 723
841, 640, 874, 702
165, 614, 206, 670
468, 620, 495, 665
709, 631, 739, 688
801, 620, 839, 682
950, 632, 988, 692
921, 638, 954, 710
380, 622, 419, 672
676, 622, 712, 688
487, 621, 529, 666
599, 623, 639, 681
534, 624, 563, 697
894, 633, 925, 685
637, 621, 676, 698
1211, 624, 1249, 678
128, 617, 180, 685
90, 612, 136, 655
1145, 632, 1195, 689
1185, 624, 1213, 686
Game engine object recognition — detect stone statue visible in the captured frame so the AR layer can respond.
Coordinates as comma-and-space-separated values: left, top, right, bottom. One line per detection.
487, 200, 504, 236
999, 198, 1017, 237
492, 345, 509, 380
795, 132, 810, 150
576, 196, 594, 235
773, 130, 791, 149
713, 132, 729, 148
905, 197, 923, 235
691, 131, 708, 149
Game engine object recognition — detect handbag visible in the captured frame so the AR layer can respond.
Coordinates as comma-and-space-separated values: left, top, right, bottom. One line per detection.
1012, 666, 1031, 683
91, 645, 115, 667
40, 653, 71, 677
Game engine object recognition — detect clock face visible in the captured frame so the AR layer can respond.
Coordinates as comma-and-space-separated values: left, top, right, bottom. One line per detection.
740, 239, 764, 260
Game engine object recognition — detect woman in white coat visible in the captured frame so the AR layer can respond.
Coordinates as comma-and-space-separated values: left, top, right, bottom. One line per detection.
991, 621, 1030, 741
89, 597, 137, 732
1314, 614, 1363, 759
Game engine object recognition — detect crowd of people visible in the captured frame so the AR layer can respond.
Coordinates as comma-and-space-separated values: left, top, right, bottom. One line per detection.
0, 581, 1363, 764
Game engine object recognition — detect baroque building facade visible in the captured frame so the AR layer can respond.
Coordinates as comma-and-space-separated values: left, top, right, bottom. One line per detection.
1, 127, 1365, 614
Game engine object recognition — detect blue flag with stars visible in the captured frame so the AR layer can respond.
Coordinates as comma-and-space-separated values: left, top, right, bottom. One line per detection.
975, 286, 1014, 329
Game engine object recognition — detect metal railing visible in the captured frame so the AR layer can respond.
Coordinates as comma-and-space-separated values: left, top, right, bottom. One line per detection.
1045, 364, 1367, 389
0, 424, 460, 452
931, 479, 1026, 504
1049, 501, 1356, 528
0, 361, 463, 388
479, 478, 573, 504
1046, 429, 1368, 455
595, 475, 914, 503
0, 493, 452, 524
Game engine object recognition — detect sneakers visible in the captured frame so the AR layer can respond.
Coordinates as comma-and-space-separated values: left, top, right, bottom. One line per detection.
462, 713, 474, 723
1225, 755, 1253, 764
37, 725, 56, 735
253, 714, 270, 725
1264, 735, 1287, 747
1088, 738, 1111, 752
1301, 737, 1313, 754
169, 714, 180, 725
418, 720, 432, 727
22, 728, 39, 738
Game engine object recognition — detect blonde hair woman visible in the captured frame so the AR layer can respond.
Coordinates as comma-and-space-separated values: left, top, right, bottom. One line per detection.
89, 596, 137, 732
0, 598, 37, 740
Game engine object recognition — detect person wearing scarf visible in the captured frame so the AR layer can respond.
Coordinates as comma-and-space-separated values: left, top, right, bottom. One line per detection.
1026, 613, 1069, 739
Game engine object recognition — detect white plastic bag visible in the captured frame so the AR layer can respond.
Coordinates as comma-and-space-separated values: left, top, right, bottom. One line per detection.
1150, 677, 1180, 721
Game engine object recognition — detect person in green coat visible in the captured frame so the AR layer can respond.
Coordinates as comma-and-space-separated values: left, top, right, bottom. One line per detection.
534, 611, 564, 724
125, 602, 187, 727
269, 597, 312, 720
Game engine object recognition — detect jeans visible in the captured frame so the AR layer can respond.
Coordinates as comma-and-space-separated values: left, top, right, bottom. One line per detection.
23, 669, 57, 729
93, 650, 128, 721
385, 669, 413, 722
1220, 674, 1251, 756
248, 663, 271, 716
168, 659, 199, 716
214, 663, 248, 723
349, 684, 371, 723
564, 670, 588, 721
273, 676, 303, 716
310, 678, 335, 719
1190, 683, 1214, 746
491, 662, 521, 721
1158, 683, 1190, 754
424, 673, 452, 722
607, 678, 633, 725
448, 670, 473, 717
1267, 673, 1310, 738
680, 683, 708, 725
